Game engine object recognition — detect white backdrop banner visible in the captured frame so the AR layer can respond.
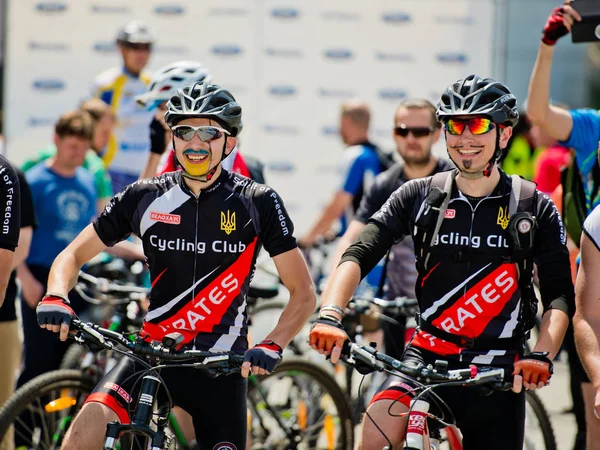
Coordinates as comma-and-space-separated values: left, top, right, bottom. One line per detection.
5, 0, 496, 233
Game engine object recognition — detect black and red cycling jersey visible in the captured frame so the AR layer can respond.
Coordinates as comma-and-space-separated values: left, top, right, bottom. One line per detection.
342, 169, 574, 364
93, 169, 296, 353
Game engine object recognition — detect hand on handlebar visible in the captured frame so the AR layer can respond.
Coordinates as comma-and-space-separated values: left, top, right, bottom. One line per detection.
241, 339, 283, 378
37, 294, 78, 342
512, 352, 553, 393
309, 317, 349, 364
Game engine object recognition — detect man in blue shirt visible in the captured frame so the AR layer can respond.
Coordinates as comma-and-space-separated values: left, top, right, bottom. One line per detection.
527, 3, 597, 449
300, 100, 383, 246
17, 110, 97, 387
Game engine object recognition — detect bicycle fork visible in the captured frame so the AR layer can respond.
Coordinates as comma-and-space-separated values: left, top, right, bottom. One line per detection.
104, 375, 170, 450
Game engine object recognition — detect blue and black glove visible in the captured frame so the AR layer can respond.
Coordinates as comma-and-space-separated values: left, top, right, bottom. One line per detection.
244, 339, 283, 373
36, 294, 76, 328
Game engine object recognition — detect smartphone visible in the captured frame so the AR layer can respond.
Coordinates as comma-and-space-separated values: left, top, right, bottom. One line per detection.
571, 0, 600, 43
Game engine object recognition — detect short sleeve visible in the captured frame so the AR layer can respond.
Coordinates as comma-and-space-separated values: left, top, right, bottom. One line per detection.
16, 169, 37, 229
558, 109, 600, 176
92, 187, 137, 246
0, 157, 20, 251
583, 204, 600, 251
150, 118, 167, 155
256, 187, 297, 257
355, 174, 390, 223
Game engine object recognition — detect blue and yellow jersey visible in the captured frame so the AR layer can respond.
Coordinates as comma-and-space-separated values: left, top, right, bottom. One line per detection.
92, 67, 154, 178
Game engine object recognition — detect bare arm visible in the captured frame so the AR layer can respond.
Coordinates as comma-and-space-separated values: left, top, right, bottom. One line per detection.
12, 226, 32, 269
46, 224, 108, 296
329, 220, 365, 274
139, 153, 163, 181
526, 43, 573, 141
574, 233, 600, 389
0, 249, 14, 307
301, 191, 353, 246
533, 308, 569, 360
262, 247, 316, 348
105, 239, 145, 261
96, 198, 110, 216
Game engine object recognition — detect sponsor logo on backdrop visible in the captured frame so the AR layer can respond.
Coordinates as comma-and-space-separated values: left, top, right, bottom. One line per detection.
29, 41, 70, 52
270, 8, 300, 19
93, 42, 117, 53
267, 161, 296, 173
263, 125, 299, 136
154, 5, 185, 15
265, 48, 303, 58
321, 126, 339, 137
35, 2, 67, 12
323, 48, 353, 60
317, 88, 355, 98
381, 12, 411, 24
375, 51, 414, 62
378, 89, 408, 100
211, 45, 243, 56
434, 15, 474, 25
321, 11, 360, 21
436, 53, 468, 64
91, 5, 130, 13
32, 79, 65, 91
153, 45, 188, 54
209, 8, 249, 17
268, 85, 297, 97
28, 117, 55, 127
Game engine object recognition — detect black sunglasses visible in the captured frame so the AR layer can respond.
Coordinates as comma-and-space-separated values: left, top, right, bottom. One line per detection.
394, 126, 434, 138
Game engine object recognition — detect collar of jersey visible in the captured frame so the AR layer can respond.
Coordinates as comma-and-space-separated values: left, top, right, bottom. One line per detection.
177, 168, 230, 197
449, 168, 510, 200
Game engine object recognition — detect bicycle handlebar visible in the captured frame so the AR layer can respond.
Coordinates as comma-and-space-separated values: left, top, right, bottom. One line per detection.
70, 319, 244, 370
76, 271, 149, 305
343, 342, 507, 387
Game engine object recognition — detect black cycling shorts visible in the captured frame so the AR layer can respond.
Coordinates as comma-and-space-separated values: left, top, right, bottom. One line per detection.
369, 346, 526, 450
85, 357, 247, 450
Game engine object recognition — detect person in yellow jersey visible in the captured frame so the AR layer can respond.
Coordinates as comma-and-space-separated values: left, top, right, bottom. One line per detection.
92, 20, 155, 193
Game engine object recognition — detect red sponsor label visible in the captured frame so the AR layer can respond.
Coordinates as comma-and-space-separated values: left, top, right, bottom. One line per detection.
150, 211, 181, 225
431, 264, 518, 338
444, 209, 456, 219
406, 411, 427, 435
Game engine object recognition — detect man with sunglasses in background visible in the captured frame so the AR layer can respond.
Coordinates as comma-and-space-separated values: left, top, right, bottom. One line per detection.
35, 82, 316, 450
310, 75, 573, 449
92, 20, 155, 193
300, 100, 388, 247
330, 98, 452, 358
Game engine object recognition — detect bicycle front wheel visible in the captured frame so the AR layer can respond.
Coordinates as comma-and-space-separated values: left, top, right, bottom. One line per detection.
524, 391, 556, 450
248, 358, 353, 450
0, 370, 94, 449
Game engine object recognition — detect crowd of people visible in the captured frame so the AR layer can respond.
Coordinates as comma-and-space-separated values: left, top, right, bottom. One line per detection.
0, 1, 599, 449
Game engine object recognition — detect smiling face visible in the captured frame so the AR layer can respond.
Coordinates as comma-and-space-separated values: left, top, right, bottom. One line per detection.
444, 115, 512, 174
172, 117, 236, 178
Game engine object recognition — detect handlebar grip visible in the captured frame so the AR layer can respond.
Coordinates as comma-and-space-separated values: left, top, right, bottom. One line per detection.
230, 354, 245, 366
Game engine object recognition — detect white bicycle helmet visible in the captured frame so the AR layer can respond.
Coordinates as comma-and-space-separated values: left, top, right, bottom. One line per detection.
135, 61, 212, 111
116, 20, 154, 45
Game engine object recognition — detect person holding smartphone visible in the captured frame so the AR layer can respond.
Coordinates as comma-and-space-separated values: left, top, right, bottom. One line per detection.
526, 3, 600, 450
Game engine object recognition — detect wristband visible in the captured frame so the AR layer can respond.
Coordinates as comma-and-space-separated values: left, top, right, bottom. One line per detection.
320, 305, 344, 317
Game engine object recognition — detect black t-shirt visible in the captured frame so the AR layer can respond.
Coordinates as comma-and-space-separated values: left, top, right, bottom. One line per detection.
150, 117, 168, 155
0, 165, 36, 322
93, 169, 296, 352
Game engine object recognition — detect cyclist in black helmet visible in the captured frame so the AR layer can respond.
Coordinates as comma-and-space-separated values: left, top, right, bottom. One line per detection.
36, 82, 316, 449
310, 74, 573, 449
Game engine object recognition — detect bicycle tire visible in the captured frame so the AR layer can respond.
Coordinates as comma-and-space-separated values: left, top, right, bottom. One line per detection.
0, 370, 94, 445
60, 343, 88, 370
249, 358, 354, 450
525, 391, 556, 450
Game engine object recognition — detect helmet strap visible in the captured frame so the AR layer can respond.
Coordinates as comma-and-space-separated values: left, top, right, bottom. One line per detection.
172, 138, 231, 182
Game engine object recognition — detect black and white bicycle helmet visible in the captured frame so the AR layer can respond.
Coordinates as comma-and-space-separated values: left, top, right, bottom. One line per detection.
116, 20, 154, 45
165, 82, 243, 137
436, 75, 519, 177
135, 61, 212, 111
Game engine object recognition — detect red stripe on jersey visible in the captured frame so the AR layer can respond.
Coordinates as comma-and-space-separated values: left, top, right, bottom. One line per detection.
411, 329, 463, 355
152, 268, 168, 288
142, 238, 257, 346
431, 264, 518, 339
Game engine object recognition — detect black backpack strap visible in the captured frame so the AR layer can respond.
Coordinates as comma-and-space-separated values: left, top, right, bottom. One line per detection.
414, 169, 457, 271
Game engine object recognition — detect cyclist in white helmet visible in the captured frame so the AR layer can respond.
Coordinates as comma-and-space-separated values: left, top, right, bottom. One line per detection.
92, 20, 155, 193
136, 60, 212, 180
